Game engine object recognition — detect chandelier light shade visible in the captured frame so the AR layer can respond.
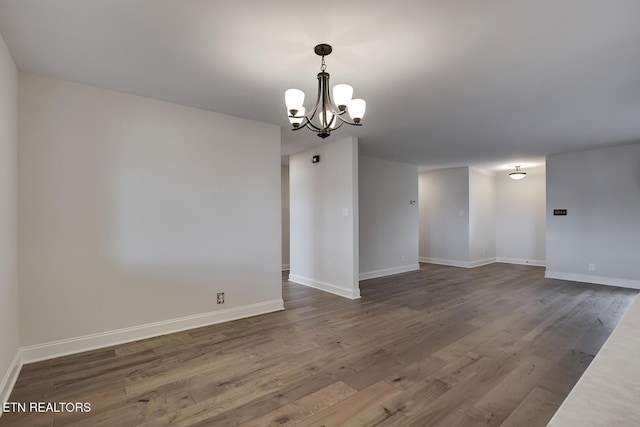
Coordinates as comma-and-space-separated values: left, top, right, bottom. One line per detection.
288, 106, 305, 127
285, 44, 366, 139
509, 165, 527, 180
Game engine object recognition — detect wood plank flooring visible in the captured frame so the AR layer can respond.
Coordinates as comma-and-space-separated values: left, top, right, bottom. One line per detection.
1, 263, 637, 426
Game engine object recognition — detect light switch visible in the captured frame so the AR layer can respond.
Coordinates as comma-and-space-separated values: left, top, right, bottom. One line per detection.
343, 208, 349, 216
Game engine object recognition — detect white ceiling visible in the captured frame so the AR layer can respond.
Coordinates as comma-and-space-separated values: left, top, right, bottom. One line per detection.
1, 0, 640, 171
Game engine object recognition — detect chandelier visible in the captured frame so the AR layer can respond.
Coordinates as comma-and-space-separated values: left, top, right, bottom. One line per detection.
285, 44, 366, 139
509, 166, 527, 180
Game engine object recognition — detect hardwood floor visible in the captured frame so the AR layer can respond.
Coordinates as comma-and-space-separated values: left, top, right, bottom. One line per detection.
2, 263, 637, 426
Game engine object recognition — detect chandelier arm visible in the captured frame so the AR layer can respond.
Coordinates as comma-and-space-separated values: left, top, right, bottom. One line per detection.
303, 75, 323, 126
288, 118, 330, 136
319, 72, 341, 122
299, 114, 312, 129
334, 114, 362, 127
331, 119, 346, 131
288, 111, 310, 131
289, 119, 323, 135
304, 118, 323, 133
306, 104, 320, 123
322, 75, 329, 133
319, 72, 330, 134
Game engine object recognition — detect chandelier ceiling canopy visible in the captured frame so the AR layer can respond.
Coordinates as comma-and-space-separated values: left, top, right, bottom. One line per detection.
285, 44, 366, 139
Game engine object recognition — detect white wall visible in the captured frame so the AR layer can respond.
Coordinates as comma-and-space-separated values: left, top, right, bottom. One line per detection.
289, 137, 360, 299
496, 165, 546, 265
546, 144, 640, 288
419, 167, 470, 266
420, 165, 548, 269
359, 156, 419, 279
0, 33, 19, 404
18, 73, 283, 359
469, 168, 496, 266
281, 165, 290, 270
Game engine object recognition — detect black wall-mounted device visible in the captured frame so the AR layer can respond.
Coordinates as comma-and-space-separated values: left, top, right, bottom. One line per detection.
312, 155, 320, 163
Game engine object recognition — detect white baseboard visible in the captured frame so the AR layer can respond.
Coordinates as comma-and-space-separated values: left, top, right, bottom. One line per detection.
289, 274, 360, 299
469, 257, 497, 268
545, 271, 640, 290
497, 257, 546, 267
420, 257, 470, 268
419, 257, 497, 269
359, 264, 420, 280
0, 350, 22, 410
20, 299, 284, 364
281, 264, 290, 271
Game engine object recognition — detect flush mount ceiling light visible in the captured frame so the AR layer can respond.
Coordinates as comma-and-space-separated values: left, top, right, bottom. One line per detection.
285, 44, 366, 139
509, 165, 527, 180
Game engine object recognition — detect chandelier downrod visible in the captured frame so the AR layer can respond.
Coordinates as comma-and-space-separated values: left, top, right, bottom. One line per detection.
285, 44, 366, 139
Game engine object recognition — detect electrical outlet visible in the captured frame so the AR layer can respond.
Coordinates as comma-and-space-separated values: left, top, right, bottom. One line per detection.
588, 263, 596, 272
217, 292, 225, 304
401, 255, 405, 262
